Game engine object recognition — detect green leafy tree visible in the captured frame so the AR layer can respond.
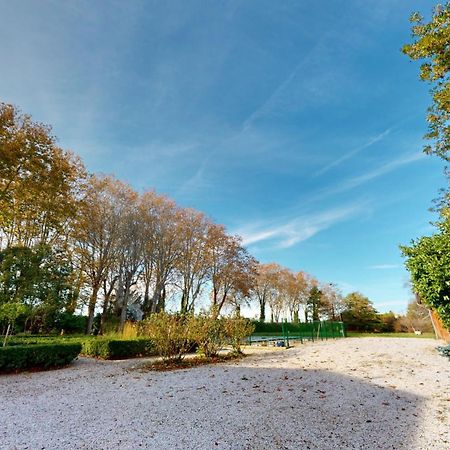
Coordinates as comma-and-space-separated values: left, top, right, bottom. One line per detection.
401, 228, 450, 329
341, 292, 379, 332
377, 311, 398, 333
306, 285, 323, 321
0, 302, 27, 345
403, 4, 450, 160
0, 245, 78, 332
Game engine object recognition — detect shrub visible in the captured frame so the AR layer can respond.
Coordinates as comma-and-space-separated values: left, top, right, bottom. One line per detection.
0, 343, 81, 372
80, 338, 155, 360
56, 313, 87, 334
188, 312, 227, 357
139, 312, 192, 361
251, 321, 283, 333
225, 317, 255, 353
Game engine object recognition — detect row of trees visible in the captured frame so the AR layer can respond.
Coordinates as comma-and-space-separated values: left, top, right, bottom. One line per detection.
1, 101, 426, 336
1, 102, 332, 334
0, 102, 259, 333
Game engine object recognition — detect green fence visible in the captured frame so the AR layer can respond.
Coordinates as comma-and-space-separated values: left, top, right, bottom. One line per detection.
282, 321, 345, 344
249, 320, 345, 346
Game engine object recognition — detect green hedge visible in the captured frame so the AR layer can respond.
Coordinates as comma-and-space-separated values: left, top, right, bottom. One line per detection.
3, 336, 156, 360
80, 338, 155, 359
251, 321, 284, 333
5, 336, 88, 347
0, 343, 81, 372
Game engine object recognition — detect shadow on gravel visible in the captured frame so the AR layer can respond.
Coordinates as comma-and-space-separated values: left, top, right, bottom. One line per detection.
0, 359, 424, 450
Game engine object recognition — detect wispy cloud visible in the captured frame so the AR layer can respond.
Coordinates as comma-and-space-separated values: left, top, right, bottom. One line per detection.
345, 152, 425, 187
239, 202, 368, 248
315, 128, 392, 176
369, 264, 400, 270
306, 151, 426, 204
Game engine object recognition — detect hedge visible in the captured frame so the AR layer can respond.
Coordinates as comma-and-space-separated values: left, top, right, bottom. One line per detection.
80, 338, 155, 359
3, 336, 156, 360
0, 343, 82, 373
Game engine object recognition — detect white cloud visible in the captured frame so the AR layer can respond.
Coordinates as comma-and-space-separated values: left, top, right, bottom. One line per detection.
315, 128, 392, 176
239, 202, 367, 248
369, 264, 400, 270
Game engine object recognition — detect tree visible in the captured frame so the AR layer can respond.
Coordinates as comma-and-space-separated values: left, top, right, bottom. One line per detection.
143, 195, 183, 315
290, 271, 310, 323
401, 227, 450, 329
0, 102, 85, 249
0, 302, 27, 345
74, 175, 128, 333
320, 282, 344, 321
175, 209, 211, 314
341, 292, 379, 332
207, 225, 256, 316
405, 299, 434, 333
114, 190, 143, 330
403, 4, 450, 160
253, 263, 287, 322
0, 245, 77, 333
306, 285, 323, 322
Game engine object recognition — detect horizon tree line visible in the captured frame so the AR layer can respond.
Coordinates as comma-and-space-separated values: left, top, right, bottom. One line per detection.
0, 101, 391, 335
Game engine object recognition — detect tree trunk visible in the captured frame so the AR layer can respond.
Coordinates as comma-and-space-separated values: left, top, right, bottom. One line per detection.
86, 284, 100, 334
99, 297, 109, 335
259, 299, 265, 322
293, 310, 299, 323
119, 281, 131, 331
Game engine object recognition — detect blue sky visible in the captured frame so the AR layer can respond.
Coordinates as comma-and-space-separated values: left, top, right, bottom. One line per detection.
0, 0, 445, 313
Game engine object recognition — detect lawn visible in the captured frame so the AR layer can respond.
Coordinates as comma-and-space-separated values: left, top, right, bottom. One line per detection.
251, 331, 436, 339
346, 332, 435, 339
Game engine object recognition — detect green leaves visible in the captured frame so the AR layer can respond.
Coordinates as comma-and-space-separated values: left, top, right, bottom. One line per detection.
401, 231, 450, 328
403, 3, 450, 160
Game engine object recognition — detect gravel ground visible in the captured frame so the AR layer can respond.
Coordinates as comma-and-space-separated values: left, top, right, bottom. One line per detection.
1, 337, 449, 450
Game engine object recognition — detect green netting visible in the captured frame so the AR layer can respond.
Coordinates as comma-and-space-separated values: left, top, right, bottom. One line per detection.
281, 320, 345, 342
248, 320, 346, 345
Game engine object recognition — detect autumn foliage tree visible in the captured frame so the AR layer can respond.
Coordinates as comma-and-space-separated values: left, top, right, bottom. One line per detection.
0, 103, 85, 248
0, 100, 349, 335
403, 4, 450, 160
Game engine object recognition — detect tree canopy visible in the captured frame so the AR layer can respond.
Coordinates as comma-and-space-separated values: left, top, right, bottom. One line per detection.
401, 225, 450, 328
403, 3, 450, 160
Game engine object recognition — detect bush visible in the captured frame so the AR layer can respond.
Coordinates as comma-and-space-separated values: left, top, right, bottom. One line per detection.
225, 317, 255, 353
56, 313, 87, 334
139, 312, 193, 361
251, 321, 283, 333
0, 342, 81, 372
188, 312, 227, 357
80, 338, 155, 360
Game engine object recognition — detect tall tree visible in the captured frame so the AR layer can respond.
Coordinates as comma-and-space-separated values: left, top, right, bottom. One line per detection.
253, 263, 283, 322
175, 209, 211, 314
208, 225, 256, 316
307, 285, 323, 322
115, 189, 142, 330
403, 4, 450, 160
320, 282, 344, 321
341, 292, 378, 331
0, 102, 85, 249
401, 224, 450, 329
144, 195, 183, 315
74, 175, 128, 333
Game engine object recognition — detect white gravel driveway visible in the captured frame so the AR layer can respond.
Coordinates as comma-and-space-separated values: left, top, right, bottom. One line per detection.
1, 337, 449, 450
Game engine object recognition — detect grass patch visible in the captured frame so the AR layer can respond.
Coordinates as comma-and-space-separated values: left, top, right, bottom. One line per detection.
138, 352, 245, 372
346, 332, 435, 339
